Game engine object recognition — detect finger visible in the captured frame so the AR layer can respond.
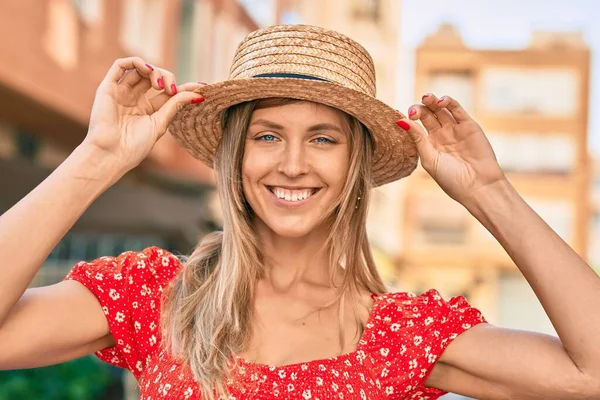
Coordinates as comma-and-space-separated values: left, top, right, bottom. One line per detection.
395, 118, 437, 171
149, 92, 206, 137
119, 68, 143, 87
159, 71, 178, 96
131, 67, 165, 94
104, 57, 154, 84
148, 82, 205, 111
409, 104, 441, 132
421, 93, 456, 126
438, 95, 471, 123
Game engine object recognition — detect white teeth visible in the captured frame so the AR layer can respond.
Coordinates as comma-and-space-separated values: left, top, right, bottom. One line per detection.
271, 187, 316, 202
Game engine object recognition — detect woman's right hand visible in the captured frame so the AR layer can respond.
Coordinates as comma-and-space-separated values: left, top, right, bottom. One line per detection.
83, 57, 205, 173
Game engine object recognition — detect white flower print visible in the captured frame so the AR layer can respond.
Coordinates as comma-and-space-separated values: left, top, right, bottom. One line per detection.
380, 368, 389, 378
109, 289, 120, 301
414, 335, 423, 346
302, 389, 312, 399
95, 273, 103, 281
380, 347, 389, 357
385, 386, 394, 395
149, 335, 157, 346
316, 377, 323, 386
115, 312, 125, 323
278, 370, 286, 379
424, 316, 434, 326
132, 301, 138, 309
287, 383, 294, 392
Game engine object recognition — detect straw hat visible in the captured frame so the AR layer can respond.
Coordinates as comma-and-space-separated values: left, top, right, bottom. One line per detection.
168, 24, 418, 186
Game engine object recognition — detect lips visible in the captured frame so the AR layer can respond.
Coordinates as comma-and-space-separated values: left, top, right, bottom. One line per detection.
267, 186, 321, 202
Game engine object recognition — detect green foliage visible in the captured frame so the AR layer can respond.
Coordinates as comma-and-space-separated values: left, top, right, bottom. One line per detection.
0, 356, 113, 400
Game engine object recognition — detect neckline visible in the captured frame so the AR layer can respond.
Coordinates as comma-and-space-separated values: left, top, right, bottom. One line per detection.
232, 292, 385, 370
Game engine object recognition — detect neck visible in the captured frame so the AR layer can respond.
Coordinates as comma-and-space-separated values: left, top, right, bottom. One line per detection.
254, 219, 344, 295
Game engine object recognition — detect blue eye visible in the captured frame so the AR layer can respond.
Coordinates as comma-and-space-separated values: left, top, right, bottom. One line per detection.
257, 134, 277, 142
314, 137, 335, 144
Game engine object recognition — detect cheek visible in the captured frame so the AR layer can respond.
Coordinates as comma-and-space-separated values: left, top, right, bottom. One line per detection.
315, 150, 350, 188
242, 148, 272, 187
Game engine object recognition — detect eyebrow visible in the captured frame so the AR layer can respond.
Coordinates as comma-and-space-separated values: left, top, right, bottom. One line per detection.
249, 119, 344, 134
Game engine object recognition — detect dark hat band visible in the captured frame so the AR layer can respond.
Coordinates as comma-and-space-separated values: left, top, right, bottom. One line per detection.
253, 73, 329, 82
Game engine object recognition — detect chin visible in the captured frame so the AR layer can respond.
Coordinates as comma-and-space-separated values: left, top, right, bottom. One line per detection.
262, 217, 318, 238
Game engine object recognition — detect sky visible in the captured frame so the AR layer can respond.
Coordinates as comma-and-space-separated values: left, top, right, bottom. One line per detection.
402, 0, 600, 156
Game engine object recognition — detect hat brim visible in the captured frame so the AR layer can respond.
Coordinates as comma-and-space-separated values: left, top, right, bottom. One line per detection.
168, 77, 418, 187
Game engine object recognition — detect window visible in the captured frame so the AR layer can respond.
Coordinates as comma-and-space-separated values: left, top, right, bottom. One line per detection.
487, 133, 575, 174
176, 0, 197, 83
427, 71, 474, 113
413, 194, 469, 245
352, 0, 380, 21
34, 233, 169, 286
121, 0, 164, 61
71, 0, 102, 24
481, 68, 579, 116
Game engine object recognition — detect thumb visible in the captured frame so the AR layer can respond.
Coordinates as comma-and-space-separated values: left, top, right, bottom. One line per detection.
395, 118, 436, 171
149, 92, 205, 137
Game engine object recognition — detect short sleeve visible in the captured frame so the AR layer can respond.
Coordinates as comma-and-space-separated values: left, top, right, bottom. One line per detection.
63, 246, 182, 378
370, 289, 487, 400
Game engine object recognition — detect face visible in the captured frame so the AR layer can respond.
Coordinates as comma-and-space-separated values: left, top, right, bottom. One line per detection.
242, 101, 351, 238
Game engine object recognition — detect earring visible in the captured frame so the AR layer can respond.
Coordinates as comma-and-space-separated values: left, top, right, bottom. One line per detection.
355, 196, 361, 209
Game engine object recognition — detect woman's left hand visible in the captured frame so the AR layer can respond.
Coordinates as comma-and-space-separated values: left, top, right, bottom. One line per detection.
399, 93, 507, 206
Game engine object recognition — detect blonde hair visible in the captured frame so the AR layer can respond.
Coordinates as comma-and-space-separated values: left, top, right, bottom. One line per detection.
161, 98, 387, 399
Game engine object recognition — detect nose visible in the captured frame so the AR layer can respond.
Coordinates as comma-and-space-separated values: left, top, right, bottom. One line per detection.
277, 140, 309, 178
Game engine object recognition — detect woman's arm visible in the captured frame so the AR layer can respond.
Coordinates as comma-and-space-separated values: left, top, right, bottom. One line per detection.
0, 57, 203, 369
397, 94, 600, 398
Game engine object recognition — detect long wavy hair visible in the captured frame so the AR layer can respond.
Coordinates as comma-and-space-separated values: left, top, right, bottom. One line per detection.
161, 98, 387, 399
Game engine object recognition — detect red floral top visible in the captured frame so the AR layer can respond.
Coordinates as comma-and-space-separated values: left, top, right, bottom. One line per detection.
64, 247, 486, 399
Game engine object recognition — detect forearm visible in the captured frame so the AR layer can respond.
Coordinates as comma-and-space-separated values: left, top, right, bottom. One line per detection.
465, 179, 600, 374
0, 144, 125, 325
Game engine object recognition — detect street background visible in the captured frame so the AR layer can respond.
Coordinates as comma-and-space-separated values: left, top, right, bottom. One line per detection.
0, 0, 598, 398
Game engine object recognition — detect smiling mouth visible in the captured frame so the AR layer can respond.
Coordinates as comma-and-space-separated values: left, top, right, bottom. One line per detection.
267, 186, 321, 202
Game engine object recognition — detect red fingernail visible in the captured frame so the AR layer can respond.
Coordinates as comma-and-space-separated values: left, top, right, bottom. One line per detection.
171, 84, 178, 95
198, 81, 207, 85
191, 97, 205, 104
157, 77, 164, 89
145, 63, 154, 71
396, 120, 410, 130
408, 108, 417, 117
438, 97, 446, 104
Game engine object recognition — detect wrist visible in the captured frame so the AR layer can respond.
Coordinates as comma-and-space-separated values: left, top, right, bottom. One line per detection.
68, 143, 129, 187
463, 179, 520, 223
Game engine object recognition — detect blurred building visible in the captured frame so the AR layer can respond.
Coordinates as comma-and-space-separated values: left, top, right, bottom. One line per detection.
399, 24, 591, 330
0, 1, 257, 398
275, 0, 407, 286
0, 0, 259, 274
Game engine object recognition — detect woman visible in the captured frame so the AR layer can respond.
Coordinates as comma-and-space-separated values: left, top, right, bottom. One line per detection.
0, 24, 599, 399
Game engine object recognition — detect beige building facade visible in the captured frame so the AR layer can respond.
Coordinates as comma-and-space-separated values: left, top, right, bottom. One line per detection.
400, 24, 591, 327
